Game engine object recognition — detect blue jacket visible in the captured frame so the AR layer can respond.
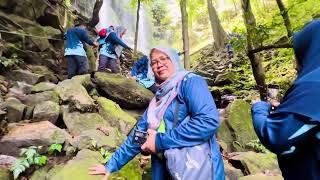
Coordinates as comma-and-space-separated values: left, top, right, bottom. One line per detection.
64, 27, 94, 57
131, 55, 148, 78
99, 32, 130, 59
252, 102, 320, 180
105, 73, 225, 180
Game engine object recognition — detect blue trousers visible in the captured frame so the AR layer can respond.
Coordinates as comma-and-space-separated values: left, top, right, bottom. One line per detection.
66, 55, 89, 79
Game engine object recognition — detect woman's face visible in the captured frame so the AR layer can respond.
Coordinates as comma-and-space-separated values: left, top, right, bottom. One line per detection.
150, 49, 175, 82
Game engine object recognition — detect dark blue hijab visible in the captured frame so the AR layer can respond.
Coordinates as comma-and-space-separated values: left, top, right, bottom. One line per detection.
273, 19, 320, 123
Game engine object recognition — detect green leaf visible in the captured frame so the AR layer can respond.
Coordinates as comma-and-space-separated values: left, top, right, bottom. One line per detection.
39, 156, 47, 166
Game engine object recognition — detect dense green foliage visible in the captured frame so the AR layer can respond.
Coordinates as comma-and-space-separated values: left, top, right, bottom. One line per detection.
11, 146, 47, 179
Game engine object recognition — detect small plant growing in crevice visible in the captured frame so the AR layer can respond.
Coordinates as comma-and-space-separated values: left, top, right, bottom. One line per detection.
10, 146, 47, 180
90, 138, 113, 163
48, 143, 63, 156
245, 139, 269, 153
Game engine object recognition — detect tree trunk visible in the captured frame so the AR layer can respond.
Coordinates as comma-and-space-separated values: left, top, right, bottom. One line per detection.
207, 0, 227, 49
180, 0, 190, 69
134, 0, 141, 54
276, 0, 293, 37
88, 0, 103, 27
241, 0, 267, 100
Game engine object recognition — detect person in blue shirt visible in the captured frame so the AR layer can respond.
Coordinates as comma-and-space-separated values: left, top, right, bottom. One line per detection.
251, 20, 320, 180
130, 55, 157, 93
64, 22, 98, 79
97, 26, 132, 73
89, 46, 224, 180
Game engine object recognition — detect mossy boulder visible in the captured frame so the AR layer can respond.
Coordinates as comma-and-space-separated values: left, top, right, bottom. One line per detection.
0, 167, 11, 180
6, 69, 46, 85
97, 97, 136, 134
229, 152, 279, 175
31, 82, 57, 93
3, 97, 26, 122
62, 109, 109, 136
33, 101, 60, 124
21, 90, 60, 106
30, 165, 64, 180
94, 72, 153, 109
239, 174, 283, 180
85, 45, 96, 73
71, 74, 92, 89
30, 65, 58, 83
71, 128, 125, 151
0, 121, 70, 156
214, 71, 237, 86
217, 99, 258, 152
109, 157, 144, 180
54, 79, 95, 112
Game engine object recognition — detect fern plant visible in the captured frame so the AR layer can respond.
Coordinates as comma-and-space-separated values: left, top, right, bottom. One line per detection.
245, 139, 269, 153
10, 146, 47, 179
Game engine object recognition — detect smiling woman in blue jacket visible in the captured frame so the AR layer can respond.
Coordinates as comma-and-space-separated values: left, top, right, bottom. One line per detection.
89, 46, 224, 180
251, 20, 320, 180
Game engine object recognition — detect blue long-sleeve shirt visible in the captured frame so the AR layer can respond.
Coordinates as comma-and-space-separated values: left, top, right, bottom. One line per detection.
64, 27, 94, 57
105, 74, 224, 180
99, 32, 130, 59
252, 101, 320, 179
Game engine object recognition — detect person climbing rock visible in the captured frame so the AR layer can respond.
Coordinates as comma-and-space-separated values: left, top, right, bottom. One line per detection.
64, 22, 98, 79
251, 20, 320, 180
130, 55, 157, 93
97, 26, 132, 73
89, 46, 224, 180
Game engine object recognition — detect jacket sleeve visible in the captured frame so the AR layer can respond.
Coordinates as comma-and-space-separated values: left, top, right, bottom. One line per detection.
155, 75, 220, 151
105, 111, 148, 172
131, 57, 146, 76
107, 32, 130, 49
252, 101, 318, 155
78, 29, 94, 46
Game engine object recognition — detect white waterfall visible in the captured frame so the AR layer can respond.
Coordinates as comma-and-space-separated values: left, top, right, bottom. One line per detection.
96, 0, 153, 55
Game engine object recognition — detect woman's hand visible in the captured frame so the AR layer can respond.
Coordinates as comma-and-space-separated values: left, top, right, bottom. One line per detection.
141, 129, 157, 154
89, 164, 110, 180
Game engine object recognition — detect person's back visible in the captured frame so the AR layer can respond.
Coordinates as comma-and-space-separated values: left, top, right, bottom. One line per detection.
251, 20, 320, 180
64, 24, 97, 79
65, 26, 94, 56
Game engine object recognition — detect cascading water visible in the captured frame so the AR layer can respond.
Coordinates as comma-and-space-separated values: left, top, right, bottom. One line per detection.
96, 0, 153, 54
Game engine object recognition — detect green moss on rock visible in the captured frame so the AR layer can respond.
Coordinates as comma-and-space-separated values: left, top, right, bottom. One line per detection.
97, 97, 136, 134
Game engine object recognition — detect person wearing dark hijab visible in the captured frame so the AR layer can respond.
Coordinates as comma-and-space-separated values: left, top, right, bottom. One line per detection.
251, 20, 320, 180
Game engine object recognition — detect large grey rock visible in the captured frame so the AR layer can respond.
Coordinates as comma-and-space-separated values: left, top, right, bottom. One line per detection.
33, 101, 60, 124
94, 72, 153, 109
97, 97, 136, 134
62, 108, 109, 136
55, 79, 95, 112
9, 81, 33, 95
71, 128, 125, 151
0, 121, 71, 156
21, 91, 60, 106
217, 99, 258, 152
239, 174, 283, 180
228, 151, 279, 176
0, 155, 17, 167
7, 69, 46, 85
30, 65, 59, 84
31, 82, 57, 93
3, 97, 26, 123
